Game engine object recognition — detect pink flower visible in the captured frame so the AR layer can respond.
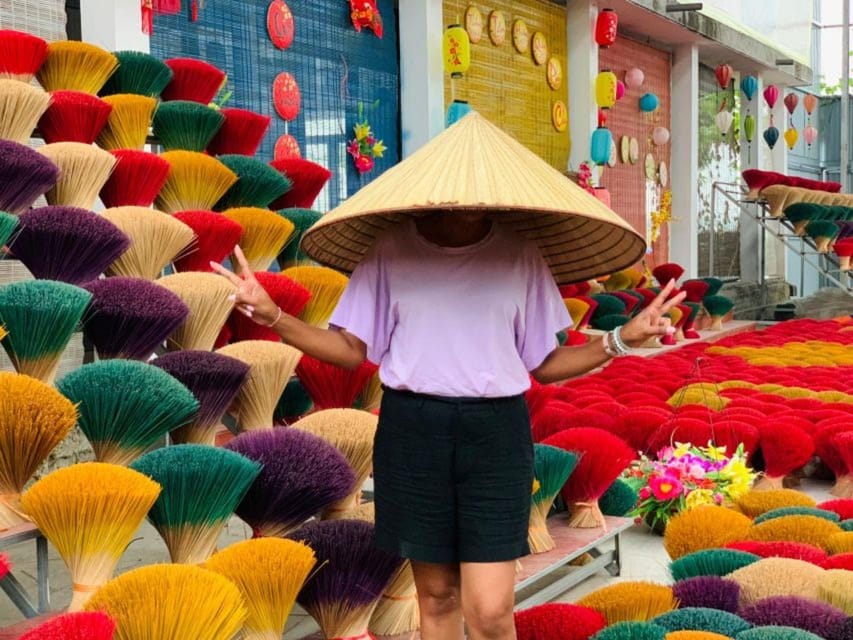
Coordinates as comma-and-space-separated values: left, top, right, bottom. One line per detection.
649, 474, 683, 501
347, 139, 361, 158
639, 487, 652, 500
366, 136, 376, 145
354, 153, 375, 174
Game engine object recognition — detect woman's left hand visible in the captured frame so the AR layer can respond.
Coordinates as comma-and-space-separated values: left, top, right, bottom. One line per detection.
619, 280, 688, 348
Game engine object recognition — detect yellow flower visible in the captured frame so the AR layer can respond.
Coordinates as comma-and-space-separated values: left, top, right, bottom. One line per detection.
673, 443, 691, 458
354, 122, 371, 141
704, 444, 728, 461
372, 139, 386, 158
685, 489, 715, 509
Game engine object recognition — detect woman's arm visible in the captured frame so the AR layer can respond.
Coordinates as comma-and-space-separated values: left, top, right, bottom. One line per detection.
210, 247, 367, 369
531, 281, 686, 384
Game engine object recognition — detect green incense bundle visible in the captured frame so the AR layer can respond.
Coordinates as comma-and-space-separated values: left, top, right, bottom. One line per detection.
669, 548, 760, 581
216, 155, 291, 210
754, 506, 841, 525
153, 100, 225, 152
529, 444, 578, 553
600, 478, 639, 517
131, 444, 261, 564
702, 295, 734, 331
277, 208, 322, 269
0, 211, 17, 248
100, 50, 173, 97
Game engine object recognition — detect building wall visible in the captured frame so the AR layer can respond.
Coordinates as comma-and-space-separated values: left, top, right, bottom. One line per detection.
598, 37, 671, 265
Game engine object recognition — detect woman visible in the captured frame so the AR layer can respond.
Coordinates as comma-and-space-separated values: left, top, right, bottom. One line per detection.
212, 114, 686, 640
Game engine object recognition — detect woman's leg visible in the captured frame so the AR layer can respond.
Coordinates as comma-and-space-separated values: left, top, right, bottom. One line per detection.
460, 561, 517, 640
411, 560, 464, 640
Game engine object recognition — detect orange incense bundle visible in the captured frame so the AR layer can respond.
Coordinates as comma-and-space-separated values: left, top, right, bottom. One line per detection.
99, 149, 171, 208
296, 355, 379, 411
37, 90, 112, 144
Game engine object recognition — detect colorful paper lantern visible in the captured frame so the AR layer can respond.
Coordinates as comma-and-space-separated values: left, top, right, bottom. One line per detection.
652, 126, 670, 146
763, 85, 780, 109
639, 92, 659, 112
267, 0, 295, 50
273, 72, 301, 121
274, 134, 301, 159
591, 127, 613, 165
743, 114, 756, 142
598, 108, 607, 128
715, 63, 733, 90
615, 80, 625, 101
715, 110, 734, 136
446, 99, 472, 127
784, 127, 799, 149
625, 67, 644, 90
763, 126, 779, 149
595, 8, 618, 48
784, 93, 799, 115
803, 94, 819, 115
740, 75, 758, 101
595, 70, 618, 109
803, 124, 818, 147
443, 24, 471, 78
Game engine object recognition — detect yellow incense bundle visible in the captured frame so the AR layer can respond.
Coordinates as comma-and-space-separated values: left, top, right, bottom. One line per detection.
156, 272, 236, 351
818, 569, 853, 615
735, 488, 817, 517
663, 506, 752, 560
155, 151, 238, 213
281, 265, 349, 328
577, 581, 678, 624
216, 341, 303, 431
36, 41, 118, 93
292, 408, 377, 515
0, 79, 50, 143
37, 142, 116, 209
205, 538, 316, 640
101, 206, 195, 280
96, 94, 157, 150
221, 207, 295, 273
20, 462, 160, 611
0, 373, 77, 529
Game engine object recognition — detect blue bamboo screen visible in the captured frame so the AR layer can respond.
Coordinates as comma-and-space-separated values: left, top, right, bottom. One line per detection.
150, 0, 400, 211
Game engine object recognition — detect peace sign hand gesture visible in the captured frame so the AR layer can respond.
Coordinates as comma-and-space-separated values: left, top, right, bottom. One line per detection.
619, 280, 688, 348
209, 246, 281, 326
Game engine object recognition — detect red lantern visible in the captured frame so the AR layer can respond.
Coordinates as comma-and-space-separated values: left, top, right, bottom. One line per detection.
273, 72, 301, 121
714, 63, 733, 90
274, 134, 301, 160
595, 9, 618, 48
267, 0, 295, 50
598, 108, 607, 128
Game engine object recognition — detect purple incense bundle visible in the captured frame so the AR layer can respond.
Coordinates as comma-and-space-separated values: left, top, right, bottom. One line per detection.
225, 427, 355, 537
672, 576, 740, 613
739, 596, 847, 637
827, 618, 853, 640
10, 206, 130, 284
0, 140, 60, 214
289, 519, 404, 640
82, 277, 188, 360
153, 350, 249, 445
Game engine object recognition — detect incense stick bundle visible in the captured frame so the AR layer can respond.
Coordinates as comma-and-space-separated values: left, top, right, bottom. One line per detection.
83, 564, 246, 639
157, 272, 236, 350
0, 29, 48, 83
228, 271, 311, 342
172, 209, 243, 273
19, 612, 116, 640
100, 149, 171, 208
295, 356, 377, 411
275, 377, 314, 424
36, 40, 118, 93
0, 212, 17, 249
292, 409, 378, 516
226, 428, 355, 537
529, 444, 579, 553
162, 58, 226, 104
216, 156, 291, 209
37, 90, 112, 144
281, 266, 349, 328
130, 444, 260, 564
101, 206, 195, 280
0, 79, 51, 143
205, 538, 316, 640
37, 141, 116, 208
100, 50, 173, 97
155, 150, 238, 213
216, 341, 303, 431
153, 350, 249, 444
206, 108, 271, 156
221, 207, 295, 272
153, 100, 225, 152
0, 372, 77, 529
0, 280, 91, 384
82, 277, 189, 360
57, 360, 199, 465
269, 158, 332, 209
277, 208, 322, 269
21, 462, 160, 611
10, 205, 130, 284
96, 94, 157, 150
0, 140, 59, 214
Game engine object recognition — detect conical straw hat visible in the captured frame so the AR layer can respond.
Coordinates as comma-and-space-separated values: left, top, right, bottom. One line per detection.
301, 112, 646, 284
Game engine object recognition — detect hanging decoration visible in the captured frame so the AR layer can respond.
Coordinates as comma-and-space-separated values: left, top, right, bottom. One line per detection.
590, 127, 613, 165
443, 24, 471, 78
784, 93, 799, 115
142, 0, 154, 35
803, 124, 818, 148
595, 9, 618, 48
615, 80, 625, 101
639, 92, 659, 113
552, 101, 568, 133
652, 126, 670, 147
625, 67, 644, 90
803, 93, 819, 116
740, 75, 758, 101
763, 126, 779, 149
595, 70, 618, 109
274, 134, 301, 160
743, 114, 756, 143
547, 57, 563, 91
803, 93, 819, 149
784, 127, 799, 150
576, 162, 595, 195
531, 32, 548, 65
465, 6, 484, 43
446, 100, 472, 128
512, 19, 529, 53
488, 10, 506, 46
347, 103, 385, 175
267, 0, 295, 50
349, 0, 383, 38
763, 84, 780, 109
597, 109, 606, 128
272, 72, 301, 121
714, 63, 733, 90
715, 98, 733, 137
649, 189, 672, 244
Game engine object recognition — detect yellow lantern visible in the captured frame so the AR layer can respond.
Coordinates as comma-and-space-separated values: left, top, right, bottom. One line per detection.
595, 70, 617, 109
784, 127, 799, 150
443, 24, 471, 78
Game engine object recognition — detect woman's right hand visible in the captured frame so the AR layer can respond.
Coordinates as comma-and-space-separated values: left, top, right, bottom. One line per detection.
210, 246, 281, 326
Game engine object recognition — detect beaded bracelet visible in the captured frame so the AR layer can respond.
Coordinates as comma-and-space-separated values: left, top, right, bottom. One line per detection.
612, 325, 631, 355
264, 306, 283, 327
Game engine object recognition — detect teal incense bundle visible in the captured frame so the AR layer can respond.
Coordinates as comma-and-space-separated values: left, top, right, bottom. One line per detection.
100, 50, 173, 97
529, 444, 579, 553
153, 100, 225, 152
216, 155, 291, 210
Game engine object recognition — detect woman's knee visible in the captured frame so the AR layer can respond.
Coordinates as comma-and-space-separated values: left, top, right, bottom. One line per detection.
412, 562, 462, 617
463, 595, 515, 636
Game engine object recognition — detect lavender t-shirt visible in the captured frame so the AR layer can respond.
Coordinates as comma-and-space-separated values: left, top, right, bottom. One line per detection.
329, 218, 572, 398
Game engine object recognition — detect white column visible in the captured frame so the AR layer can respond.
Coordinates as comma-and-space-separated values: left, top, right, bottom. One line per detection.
80, 0, 149, 52
669, 44, 699, 278
567, 0, 598, 172
399, 0, 445, 158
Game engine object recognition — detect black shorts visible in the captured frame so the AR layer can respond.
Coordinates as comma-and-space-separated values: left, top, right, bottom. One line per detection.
373, 387, 534, 564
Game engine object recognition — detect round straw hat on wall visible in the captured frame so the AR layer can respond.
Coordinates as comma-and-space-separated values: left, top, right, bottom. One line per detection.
301, 111, 646, 284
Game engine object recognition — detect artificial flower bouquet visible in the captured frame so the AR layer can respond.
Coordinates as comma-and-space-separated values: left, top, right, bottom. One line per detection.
623, 442, 756, 532
347, 103, 386, 175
